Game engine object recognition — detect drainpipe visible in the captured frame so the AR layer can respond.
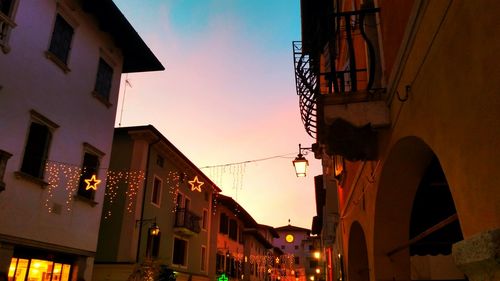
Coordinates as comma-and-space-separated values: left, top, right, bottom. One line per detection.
136, 137, 161, 263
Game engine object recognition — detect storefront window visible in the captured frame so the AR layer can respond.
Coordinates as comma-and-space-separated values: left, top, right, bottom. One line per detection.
8, 258, 70, 281
8, 258, 28, 281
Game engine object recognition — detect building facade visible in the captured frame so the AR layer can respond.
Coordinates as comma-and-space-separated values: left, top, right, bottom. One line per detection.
210, 194, 257, 281
294, 1, 500, 281
274, 225, 312, 281
93, 125, 220, 281
0, 1, 162, 281
242, 225, 278, 281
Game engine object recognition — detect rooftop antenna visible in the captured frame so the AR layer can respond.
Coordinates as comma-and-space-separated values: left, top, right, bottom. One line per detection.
118, 74, 132, 127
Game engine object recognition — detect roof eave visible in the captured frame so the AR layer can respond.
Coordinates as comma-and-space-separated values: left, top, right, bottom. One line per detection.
83, 0, 165, 73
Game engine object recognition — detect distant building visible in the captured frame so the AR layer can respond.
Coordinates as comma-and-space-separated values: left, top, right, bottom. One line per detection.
0, 1, 162, 281
243, 225, 279, 281
93, 125, 220, 281
274, 225, 311, 281
209, 195, 282, 281
210, 194, 257, 281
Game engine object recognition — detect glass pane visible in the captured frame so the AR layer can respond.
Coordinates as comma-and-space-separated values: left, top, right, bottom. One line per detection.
51, 264, 62, 281
60, 265, 70, 281
8, 258, 17, 281
27, 259, 53, 281
12, 259, 29, 281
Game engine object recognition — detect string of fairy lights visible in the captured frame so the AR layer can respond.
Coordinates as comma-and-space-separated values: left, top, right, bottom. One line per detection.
41, 152, 296, 217
221, 253, 297, 276
43, 160, 217, 217
200, 153, 295, 199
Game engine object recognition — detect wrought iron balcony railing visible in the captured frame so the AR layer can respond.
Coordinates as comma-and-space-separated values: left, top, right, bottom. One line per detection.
293, 41, 318, 139
327, 8, 381, 96
174, 208, 201, 234
293, 8, 382, 139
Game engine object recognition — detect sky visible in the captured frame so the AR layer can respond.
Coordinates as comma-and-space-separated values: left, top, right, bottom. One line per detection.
113, 0, 321, 230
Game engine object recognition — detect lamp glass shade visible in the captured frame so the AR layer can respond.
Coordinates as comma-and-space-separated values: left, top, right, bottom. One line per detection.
149, 224, 160, 236
293, 155, 309, 177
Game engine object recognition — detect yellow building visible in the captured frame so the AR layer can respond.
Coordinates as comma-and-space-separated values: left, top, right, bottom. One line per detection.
93, 125, 220, 281
294, 1, 500, 281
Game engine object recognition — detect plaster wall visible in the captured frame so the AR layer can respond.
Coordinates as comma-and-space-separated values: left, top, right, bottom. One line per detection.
334, 1, 500, 280
0, 0, 123, 252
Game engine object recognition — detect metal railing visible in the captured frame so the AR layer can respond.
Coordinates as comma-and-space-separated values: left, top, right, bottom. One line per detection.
292, 8, 381, 139
174, 208, 201, 233
293, 41, 318, 139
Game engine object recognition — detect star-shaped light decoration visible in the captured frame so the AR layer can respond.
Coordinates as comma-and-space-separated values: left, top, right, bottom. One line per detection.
189, 176, 204, 192
84, 174, 101, 191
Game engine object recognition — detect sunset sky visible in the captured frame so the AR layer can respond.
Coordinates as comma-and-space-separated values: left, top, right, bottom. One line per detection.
113, 0, 321, 229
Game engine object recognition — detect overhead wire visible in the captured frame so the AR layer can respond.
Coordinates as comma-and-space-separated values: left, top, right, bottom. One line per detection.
198, 152, 297, 169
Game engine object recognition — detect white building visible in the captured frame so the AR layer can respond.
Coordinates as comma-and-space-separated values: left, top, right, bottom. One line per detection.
0, 0, 163, 281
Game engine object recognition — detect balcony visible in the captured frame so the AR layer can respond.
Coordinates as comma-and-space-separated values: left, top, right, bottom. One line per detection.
294, 7, 389, 160
174, 208, 201, 236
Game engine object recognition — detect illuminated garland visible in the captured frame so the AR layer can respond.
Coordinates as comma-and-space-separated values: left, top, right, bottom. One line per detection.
166, 171, 185, 213
44, 161, 145, 215
203, 163, 246, 199
103, 170, 145, 219
43, 162, 221, 219
45, 162, 86, 212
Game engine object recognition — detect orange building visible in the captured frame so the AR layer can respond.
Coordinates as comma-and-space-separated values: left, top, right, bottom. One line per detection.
294, 1, 500, 281
209, 195, 279, 281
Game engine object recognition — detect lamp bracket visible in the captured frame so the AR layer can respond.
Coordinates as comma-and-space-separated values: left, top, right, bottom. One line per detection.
298, 143, 313, 156
135, 217, 156, 228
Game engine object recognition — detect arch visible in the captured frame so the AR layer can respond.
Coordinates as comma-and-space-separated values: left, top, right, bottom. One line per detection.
347, 221, 369, 281
373, 136, 434, 280
372, 136, 465, 280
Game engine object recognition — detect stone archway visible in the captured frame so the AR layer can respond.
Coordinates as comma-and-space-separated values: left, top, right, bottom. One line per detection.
347, 222, 369, 281
372, 137, 434, 280
372, 136, 465, 280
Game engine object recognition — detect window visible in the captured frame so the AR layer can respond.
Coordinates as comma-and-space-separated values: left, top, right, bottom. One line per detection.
310, 260, 318, 268
48, 14, 74, 66
173, 237, 188, 266
0, 0, 13, 15
93, 58, 113, 103
9, 258, 71, 281
228, 219, 238, 241
77, 143, 104, 201
220, 213, 228, 234
20, 111, 58, 180
21, 122, 51, 178
0, 0, 16, 53
176, 192, 183, 210
201, 246, 207, 272
77, 152, 99, 200
156, 155, 164, 167
202, 209, 208, 230
0, 150, 12, 191
295, 245, 299, 250
238, 227, 244, 244
216, 253, 225, 274
295, 257, 300, 265
151, 176, 162, 207
281, 245, 285, 250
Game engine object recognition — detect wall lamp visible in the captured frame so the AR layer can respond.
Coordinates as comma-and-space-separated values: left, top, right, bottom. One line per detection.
293, 144, 313, 177
136, 217, 160, 236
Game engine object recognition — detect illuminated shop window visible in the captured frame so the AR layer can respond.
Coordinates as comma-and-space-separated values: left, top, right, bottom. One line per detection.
8, 258, 70, 281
